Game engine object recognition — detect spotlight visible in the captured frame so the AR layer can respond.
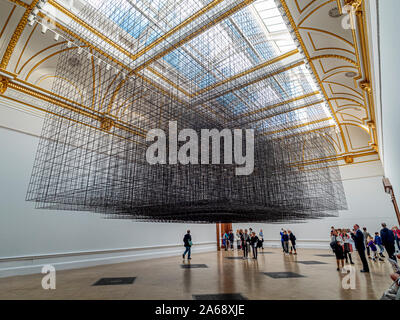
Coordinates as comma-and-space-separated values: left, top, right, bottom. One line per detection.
41, 24, 48, 34
28, 19, 35, 26
67, 41, 72, 48
77, 47, 83, 54
27, 14, 35, 22
96, 58, 101, 66
32, 8, 39, 15
106, 64, 111, 71
36, 0, 47, 10
54, 33, 59, 41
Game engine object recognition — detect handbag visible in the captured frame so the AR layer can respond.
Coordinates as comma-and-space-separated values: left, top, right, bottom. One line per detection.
188, 240, 192, 246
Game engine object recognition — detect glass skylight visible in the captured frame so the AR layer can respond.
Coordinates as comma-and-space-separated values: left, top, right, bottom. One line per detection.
44, 0, 335, 135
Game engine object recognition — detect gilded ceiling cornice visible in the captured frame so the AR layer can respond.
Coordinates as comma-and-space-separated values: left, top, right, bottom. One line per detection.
0, 0, 41, 70
280, 0, 349, 153
0, 76, 9, 94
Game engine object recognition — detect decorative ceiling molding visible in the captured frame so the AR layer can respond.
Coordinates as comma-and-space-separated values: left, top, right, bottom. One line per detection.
0, 0, 380, 164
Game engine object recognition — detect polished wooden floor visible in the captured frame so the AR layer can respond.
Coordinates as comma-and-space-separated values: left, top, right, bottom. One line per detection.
0, 248, 394, 300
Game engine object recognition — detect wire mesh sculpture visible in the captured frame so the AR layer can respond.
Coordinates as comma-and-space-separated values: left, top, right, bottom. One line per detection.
26, 0, 347, 223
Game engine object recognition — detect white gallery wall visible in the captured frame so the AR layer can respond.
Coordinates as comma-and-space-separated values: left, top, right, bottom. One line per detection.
1, 98, 398, 276
376, 0, 400, 203
0, 103, 216, 277
234, 161, 398, 249
367, 0, 400, 202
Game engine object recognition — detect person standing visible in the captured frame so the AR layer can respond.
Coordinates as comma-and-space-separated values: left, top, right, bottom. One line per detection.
341, 230, 354, 264
259, 229, 264, 250
223, 231, 229, 251
280, 229, 286, 252
381, 223, 397, 261
362, 227, 372, 259
250, 232, 259, 259
288, 230, 297, 255
374, 232, 385, 258
282, 231, 289, 254
183, 230, 192, 260
392, 226, 400, 252
332, 230, 345, 271
236, 229, 242, 250
228, 230, 234, 250
367, 237, 383, 262
351, 224, 369, 272
330, 228, 336, 253
241, 229, 250, 259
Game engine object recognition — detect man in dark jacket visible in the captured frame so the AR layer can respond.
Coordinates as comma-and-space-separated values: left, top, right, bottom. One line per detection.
228, 230, 234, 250
351, 224, 369, 272
183, 230, 192, 260
250, 232, 259, 259
380, 223, 397, 261
288, 230, 297, 255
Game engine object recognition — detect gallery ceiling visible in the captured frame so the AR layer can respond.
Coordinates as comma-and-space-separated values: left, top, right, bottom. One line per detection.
0, 0, 379, 167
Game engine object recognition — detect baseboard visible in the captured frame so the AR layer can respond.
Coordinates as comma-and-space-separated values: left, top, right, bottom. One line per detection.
0, 242, 217, 278
263, 239, 330, 250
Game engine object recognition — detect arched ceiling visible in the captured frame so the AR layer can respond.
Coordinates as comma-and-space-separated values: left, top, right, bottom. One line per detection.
0, 0, 380, 167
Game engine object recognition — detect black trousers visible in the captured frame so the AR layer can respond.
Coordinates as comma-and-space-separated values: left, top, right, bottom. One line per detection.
357, 247, 369, 271
243, 244, 248, 258
385, 243, 397, 261
252, 245, 258, 259
344, 251, 353, 263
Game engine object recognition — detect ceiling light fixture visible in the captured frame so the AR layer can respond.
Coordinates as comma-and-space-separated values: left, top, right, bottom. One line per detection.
41, 24, 48, 34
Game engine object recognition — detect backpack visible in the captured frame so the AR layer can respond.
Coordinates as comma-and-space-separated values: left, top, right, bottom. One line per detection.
330, 237, 337, 251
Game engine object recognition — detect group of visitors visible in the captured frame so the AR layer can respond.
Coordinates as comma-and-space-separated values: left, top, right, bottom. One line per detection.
236, 228, 264, 260
330, 223, 400, 273
280, 229, 297, 255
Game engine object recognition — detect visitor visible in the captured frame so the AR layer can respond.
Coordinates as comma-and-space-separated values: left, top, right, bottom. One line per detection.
381, 223, 397, 261
250, 232, 259, 259
236, 229, 242, 250
332, 229, 345, 271
351, 224, 369, 272
259, 229, 264, 250
392, 226, 400, 252
330, 227, 336, 253
223, 231, 229, 251
288, 230, 297, 255
367, 236, 383, 262
228, 230, 234, 250
362, 227, 372, 259
374, 232, 385, 257
282, 231, 289, 254
241, 229, 250, 259
280, 229, 286, 252
183, 230, 192, 260
341, 230, 354, 264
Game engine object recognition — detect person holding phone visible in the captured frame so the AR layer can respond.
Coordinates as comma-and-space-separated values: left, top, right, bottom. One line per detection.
351, 224, 369, 272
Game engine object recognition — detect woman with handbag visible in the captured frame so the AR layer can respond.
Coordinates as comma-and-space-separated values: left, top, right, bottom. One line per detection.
332, 229, 345, 271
